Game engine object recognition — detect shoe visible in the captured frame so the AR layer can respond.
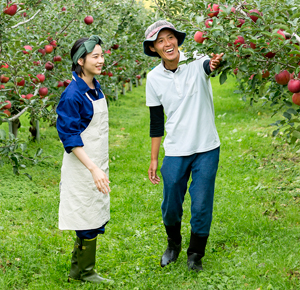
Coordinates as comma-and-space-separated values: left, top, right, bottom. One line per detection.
68, 237, 81, 280
72, 237, 113, 284
187, 253, 203, 271
160, 238, 181, 267
187, 232, 208, 272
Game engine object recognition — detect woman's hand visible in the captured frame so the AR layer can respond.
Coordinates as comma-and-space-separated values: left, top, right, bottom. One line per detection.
90, 167, 111, 194
72, 147, 111, 194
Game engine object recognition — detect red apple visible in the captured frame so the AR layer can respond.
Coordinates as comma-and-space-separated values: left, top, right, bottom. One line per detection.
263, 43, 276, 58
276, 29, 286, 41
108, 72, 113, 77
1, 63, 9, 68
2, 100, 11, 109
0, 75, 9, 83
233, 68, 239, 75
26, 93, 34, 99
57, 81, 64, 87
38, 48, 46, 56
250, 42, 256, 49
236, 19, 245, 28
111, 44, 119, 50
64, 80, 71, 87
288, 79, 300, 93
84, 16, 93, 25
45, 61, 54, 70
17, 78, 25, 86
233, 36, 245, 47
3, 110, 11, 117
262, 70, 270, 78
292, 93, 300, 105
0, 85, 5, 90
194, 31, 208, 43
62, 7, 66, 11
36, 74, 45, 83
45, 45, 53, 53
101, 72, 107, 76
3, 4, 18, 16
53, 55, 62, 62
248, 9, 263, 23
23, 45, 32, 54
125, 78, 130, 83
136, 75, 141, 80
275, 70, 290, 85
39, 87, 48, 96
50, 40, 57, 48
205, 19, 213, 28
207, 4, 219, 17
33, 60, 41, 66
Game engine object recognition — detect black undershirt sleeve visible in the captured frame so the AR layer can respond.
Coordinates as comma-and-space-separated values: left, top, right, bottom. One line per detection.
203, 59, 212, 75
149, 105, 164, 137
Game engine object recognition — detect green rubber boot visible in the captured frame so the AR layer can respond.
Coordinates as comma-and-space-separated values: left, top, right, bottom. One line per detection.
68, 237, 81, 281
77, 237, 113, 284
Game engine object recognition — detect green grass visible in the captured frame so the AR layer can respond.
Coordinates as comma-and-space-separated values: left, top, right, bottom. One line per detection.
1, 76, 300, 289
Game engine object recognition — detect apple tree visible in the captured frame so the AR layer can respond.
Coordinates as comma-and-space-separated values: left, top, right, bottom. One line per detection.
152, 0, 300, 146
0, 0, 156, 175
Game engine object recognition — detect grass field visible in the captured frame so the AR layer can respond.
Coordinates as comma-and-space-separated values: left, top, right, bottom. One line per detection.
1, 75, 300, 289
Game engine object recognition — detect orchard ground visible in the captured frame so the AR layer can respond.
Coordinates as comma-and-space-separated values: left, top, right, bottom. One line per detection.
1, 77, 300, 289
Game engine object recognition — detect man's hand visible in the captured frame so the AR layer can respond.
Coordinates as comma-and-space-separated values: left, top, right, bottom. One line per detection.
148, 159, 161, 185
209, 53, 224, 71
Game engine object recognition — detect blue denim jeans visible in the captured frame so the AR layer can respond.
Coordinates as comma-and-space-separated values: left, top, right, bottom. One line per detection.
160, 147, 220, 237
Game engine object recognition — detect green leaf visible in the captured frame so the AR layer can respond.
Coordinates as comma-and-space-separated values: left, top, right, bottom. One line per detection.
272, 129, 280, 137
20, 143, 27, 152
23, 173, 32, 180
196, 15, 204, 25
261, 31, 272, 37
35, 148, 43, 157
0, 129, 6, 140
274, 64, 281, 74
219, 70, 227, 85
292, 130, 300, 139
289, 50, 300, 56
291, 12, 300, 20
283, 112, 292, 120
286, 108, 298, 115
4, 82, 15, 87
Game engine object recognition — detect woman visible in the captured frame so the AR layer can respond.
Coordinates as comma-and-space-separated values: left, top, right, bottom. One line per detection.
56, 35, 112, 283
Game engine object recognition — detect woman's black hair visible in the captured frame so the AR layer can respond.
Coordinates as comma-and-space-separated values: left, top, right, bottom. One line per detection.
70, 37, 103, 76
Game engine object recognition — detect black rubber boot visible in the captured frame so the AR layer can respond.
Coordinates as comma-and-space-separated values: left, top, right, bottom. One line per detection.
68, 237, 81, 280
77, 237, 113, 283
160, 222, 182, 267
187, 232, 208, 272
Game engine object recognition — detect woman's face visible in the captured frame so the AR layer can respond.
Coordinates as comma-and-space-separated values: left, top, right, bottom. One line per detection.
79, 44, 104, 77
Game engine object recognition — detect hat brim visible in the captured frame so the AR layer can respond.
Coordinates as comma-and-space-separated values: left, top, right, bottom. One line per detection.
143, 27, 186, 57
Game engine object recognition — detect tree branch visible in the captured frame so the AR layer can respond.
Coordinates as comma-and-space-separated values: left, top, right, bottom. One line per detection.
11, 9, 41, 29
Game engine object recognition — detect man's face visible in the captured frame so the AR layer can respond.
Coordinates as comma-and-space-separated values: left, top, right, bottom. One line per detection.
150, 29, 179, 63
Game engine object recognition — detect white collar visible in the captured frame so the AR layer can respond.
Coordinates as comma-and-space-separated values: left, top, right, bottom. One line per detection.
161, 50, 187, 72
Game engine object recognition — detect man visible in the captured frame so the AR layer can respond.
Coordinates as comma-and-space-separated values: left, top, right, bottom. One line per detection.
143, 20, 224, 271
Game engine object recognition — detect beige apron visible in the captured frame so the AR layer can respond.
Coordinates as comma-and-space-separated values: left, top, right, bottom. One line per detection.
59, 80, 110, 230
